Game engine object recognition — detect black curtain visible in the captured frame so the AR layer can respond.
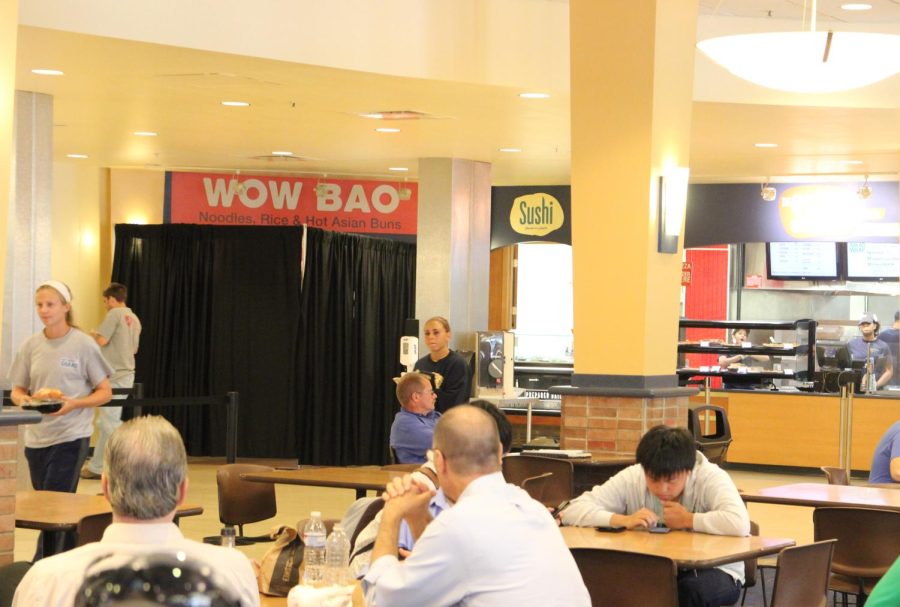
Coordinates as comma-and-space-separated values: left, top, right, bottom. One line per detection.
110, 224, 416, 464
297, 228, 416, 465
111, 224, 303, 458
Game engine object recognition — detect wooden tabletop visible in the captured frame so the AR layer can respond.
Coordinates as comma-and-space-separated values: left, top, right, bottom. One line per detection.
561, 526, 795, 569
15, 490, 203, 531
741, 483, 900, 512
242, 467, 402, 492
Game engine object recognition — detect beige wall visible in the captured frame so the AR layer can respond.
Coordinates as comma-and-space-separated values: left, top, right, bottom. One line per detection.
105, 168, 165, 280
51, 163, 109, 331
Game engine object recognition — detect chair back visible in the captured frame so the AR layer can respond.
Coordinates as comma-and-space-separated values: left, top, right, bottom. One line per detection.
570, 548, 678, 607
820, 466, 850, 485
743, 520, 760, 591
813, 507, 900, 579
502, 455, 574, 508
0, 562, 32, 607
770, 540, 837, 607
687, 405, 733, 464
216, 463, 277, 527
349, 498, 385, 552
76, 512, 113, 546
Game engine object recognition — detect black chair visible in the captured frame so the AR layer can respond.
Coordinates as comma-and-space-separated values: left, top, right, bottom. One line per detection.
202, 463, 277, 546
76, 512, 113, 546
813, 507, 900, 605
688, 405, 733, 465
820, 466, 850, 485
0, 562, 32, 607
769, 540, 837, 607
571, 548, 678, 607
502, 455, 574, 508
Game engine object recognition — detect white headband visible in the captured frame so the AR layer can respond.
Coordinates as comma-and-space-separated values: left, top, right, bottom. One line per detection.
38, 280, 72, 303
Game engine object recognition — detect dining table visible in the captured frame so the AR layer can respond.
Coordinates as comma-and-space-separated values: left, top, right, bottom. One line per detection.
15, 490, 204, 556
242, 466, 403, 499
561, 526, 795, 569
740, 482, 900, 512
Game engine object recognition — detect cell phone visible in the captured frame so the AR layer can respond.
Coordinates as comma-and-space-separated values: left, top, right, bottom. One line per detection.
649, 526, 671, 534
595, 526, 626, 533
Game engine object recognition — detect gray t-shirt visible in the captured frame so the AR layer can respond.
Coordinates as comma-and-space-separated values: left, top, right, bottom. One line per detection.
96, 306, 141, 382
8, 328, 112, 448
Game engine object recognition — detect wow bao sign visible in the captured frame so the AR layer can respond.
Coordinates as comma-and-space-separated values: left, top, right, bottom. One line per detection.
165, 171, 418, 240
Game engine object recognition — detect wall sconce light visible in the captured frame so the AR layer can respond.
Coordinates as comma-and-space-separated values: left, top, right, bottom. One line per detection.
658, 167, 690, 254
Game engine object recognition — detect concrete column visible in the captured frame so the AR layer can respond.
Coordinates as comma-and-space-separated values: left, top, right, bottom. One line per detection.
0, 0, 17, 368
560, 0, 699, 451
415, 158, 491, 350
1, 92, 53, 377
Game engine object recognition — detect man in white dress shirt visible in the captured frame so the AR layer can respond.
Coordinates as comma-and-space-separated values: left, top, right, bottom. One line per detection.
14, 416, 259, 607
363, 405, 590, 607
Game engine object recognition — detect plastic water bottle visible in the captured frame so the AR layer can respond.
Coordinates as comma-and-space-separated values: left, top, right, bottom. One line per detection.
220, 525, 236, 548
302, 512, 327, 585
324, 523, 351, 585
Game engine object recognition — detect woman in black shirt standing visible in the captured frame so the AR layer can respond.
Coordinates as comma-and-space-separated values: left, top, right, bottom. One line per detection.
414, 316, 471, 413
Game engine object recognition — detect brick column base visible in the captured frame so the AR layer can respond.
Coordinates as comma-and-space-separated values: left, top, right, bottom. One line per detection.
0, 426, 18, 565
560, 394, 690, 456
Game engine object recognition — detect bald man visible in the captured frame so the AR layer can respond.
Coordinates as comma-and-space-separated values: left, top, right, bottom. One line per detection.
363, 405, 590, 606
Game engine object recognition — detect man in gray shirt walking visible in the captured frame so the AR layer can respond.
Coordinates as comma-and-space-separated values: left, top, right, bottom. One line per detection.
81, 283, 142, 479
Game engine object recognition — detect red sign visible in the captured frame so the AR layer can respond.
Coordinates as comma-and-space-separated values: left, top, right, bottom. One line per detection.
166, 171, 418, 237
681, 262, 692, 286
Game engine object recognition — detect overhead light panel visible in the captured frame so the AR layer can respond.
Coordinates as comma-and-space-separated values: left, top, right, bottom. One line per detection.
841, 3, 872, 10
221, 101, 250, 107
133, 131, 158, 137
271, 151, 293, 156
499, 148, 522, 153
376, 127, 401, 133
66, 154, 88, 159
388, 167, 409, 172
519, 92, 550, 99
754, 143, 778, 148
697, 0, 900, 94
31, 69, 64, 76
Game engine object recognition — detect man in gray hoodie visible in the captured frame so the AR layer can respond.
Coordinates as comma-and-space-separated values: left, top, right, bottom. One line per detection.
561, 425, 750, 607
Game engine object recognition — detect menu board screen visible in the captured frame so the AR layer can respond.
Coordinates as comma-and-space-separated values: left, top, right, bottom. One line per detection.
766, 242, 840, 280
846, 242, 900, 281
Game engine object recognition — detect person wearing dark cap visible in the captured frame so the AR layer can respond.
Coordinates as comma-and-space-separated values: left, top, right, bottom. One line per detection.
848, 312, 893, 390
877, 311, 900, 387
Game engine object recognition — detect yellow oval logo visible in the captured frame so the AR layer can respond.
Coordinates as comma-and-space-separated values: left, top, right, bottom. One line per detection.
509, 193, 564, 237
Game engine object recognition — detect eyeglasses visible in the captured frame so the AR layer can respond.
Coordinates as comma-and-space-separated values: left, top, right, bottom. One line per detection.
417, 389, 436, 396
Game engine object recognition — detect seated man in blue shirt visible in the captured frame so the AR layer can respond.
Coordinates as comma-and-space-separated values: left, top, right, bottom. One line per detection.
390, 372, 441, 464
869, 420, 900, 483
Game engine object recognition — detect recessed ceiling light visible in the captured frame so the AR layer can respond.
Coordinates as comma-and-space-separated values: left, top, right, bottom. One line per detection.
376, 127, 401, 133
754, 143, 778, 148
519, 92, 550, 99
271, 150, 293, 156
499, 148, 522, 153
841, 3, 872, 10
133, 131, 158, 137
837, 159, 864, 165
31, 69, 64, 76
221, 101, 250, 107
388, 167, 409, 172
66, 154, 88, 159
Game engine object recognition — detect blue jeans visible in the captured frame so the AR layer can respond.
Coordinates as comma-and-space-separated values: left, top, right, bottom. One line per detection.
678, 568, 742, 607
25, 437, 90, 559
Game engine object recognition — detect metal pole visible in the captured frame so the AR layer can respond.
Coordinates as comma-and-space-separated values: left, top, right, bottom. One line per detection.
226, 391, 238, 464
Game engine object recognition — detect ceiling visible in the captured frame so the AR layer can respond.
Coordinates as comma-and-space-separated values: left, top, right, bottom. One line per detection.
13, 1, 900, 186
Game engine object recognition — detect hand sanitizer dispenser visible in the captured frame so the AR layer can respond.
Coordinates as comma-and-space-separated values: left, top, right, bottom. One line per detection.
400, 336, 419, 374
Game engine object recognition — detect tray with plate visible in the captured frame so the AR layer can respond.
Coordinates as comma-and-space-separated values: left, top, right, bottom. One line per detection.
22, 399, 63, 414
